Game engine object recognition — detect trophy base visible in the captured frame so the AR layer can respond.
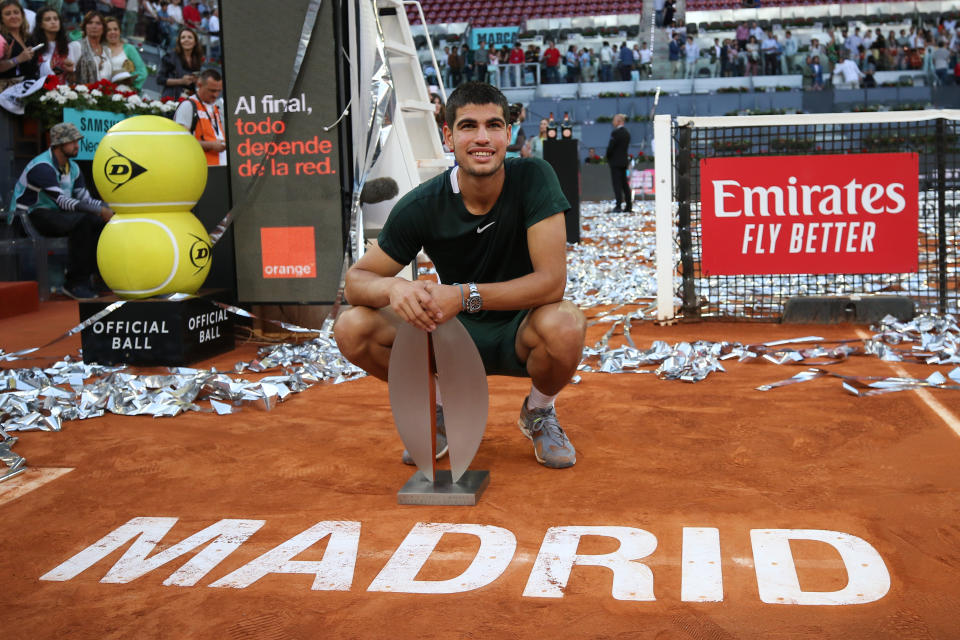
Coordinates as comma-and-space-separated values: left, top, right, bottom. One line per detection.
397, 469, 490, 506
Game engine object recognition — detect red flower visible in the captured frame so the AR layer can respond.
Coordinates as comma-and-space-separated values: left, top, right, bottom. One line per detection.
42, 74, 61, 91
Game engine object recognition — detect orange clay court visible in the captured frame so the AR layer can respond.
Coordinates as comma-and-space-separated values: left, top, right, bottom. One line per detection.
3, 294, 960, 639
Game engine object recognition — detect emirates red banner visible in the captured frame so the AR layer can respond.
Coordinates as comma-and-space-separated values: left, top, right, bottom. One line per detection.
699, 153, 919, 276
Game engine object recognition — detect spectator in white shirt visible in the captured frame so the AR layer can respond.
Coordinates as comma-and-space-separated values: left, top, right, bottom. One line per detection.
639, 42, 652, 77
599, 41, 613, 81
761, 32, 779, 75
834, 54, 864, 86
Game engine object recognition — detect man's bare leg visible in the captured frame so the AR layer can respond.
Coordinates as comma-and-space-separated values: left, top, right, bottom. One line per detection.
516, 300, 587, 395
332, 306, 398, 382
514, 300, 586, 468
334, 306, 448, 464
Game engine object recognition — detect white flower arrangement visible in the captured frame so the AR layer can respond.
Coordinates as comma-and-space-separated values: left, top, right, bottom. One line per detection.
24, 76, 187, 127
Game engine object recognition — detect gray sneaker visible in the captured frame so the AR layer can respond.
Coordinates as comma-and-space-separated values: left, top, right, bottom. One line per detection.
518, 397, 576, 468
401, 405, 448, 465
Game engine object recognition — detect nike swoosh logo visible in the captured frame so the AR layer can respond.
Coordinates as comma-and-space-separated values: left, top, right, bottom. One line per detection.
477, 221, 496, 234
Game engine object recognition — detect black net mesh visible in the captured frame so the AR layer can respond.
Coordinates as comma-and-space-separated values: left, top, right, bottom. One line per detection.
675, 116, 960, 320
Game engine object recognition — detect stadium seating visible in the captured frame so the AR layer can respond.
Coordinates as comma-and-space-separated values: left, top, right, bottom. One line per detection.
407, 0, 935, 26
406, 0, 643, 26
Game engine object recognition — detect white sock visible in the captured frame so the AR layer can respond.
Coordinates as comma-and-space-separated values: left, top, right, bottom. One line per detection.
435, 377, 442, 406
526, 385, 558, 411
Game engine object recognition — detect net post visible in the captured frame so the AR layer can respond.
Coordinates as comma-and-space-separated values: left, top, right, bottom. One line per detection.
654, 115, 675, 322
936, 117, 948, 316
675, 124, 698, 318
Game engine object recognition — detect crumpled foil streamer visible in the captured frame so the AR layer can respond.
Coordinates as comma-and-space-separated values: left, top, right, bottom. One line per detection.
755, 314, 960, 394
321, 1, 396, 332
1, 426, 26, 483
565, 202, 660, 312
208, 0, 324, 246
757, 367, 960, 397
0, 301, 363, 479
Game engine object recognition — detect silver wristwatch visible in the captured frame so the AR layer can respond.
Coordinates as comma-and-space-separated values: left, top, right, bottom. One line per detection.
465, 282, 482, 313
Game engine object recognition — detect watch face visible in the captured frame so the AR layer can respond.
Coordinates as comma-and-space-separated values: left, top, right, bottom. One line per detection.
467, 293, 482, 313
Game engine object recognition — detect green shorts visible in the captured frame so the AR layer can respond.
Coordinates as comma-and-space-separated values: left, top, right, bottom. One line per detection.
457, 310, 530, 377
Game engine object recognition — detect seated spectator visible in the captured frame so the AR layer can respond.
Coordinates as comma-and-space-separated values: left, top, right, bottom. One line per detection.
157, 25, 202, 99
9, 122, 114, 300
1, 0, 39, 89
103, 15, 144, 87
31, 6, 75, 82
68, 10, 112, 83
173, 68, 225, 165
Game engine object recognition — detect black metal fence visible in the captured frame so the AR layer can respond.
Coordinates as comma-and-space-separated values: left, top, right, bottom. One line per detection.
674, 115, 960, 320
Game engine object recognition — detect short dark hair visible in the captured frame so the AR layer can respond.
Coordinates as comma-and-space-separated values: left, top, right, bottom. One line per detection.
199, 68, 221, 83
444, 81, 508, 130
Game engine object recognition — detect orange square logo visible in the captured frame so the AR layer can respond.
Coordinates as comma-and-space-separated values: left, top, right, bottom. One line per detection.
260, 226, 317, 279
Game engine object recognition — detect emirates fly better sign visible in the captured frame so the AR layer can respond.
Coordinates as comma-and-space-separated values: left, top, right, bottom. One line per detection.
699, 153, 919, 276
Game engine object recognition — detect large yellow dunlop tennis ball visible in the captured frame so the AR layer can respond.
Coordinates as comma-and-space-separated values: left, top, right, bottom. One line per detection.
92, 115, 207, 214
97, 212, 213, 299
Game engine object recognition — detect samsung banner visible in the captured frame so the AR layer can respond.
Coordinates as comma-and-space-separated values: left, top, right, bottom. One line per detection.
63, 108, 127, 160
221, 0, 346, 302
699, 153, 919, 276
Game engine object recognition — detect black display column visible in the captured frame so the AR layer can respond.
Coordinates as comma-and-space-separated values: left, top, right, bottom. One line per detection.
543, 139, 580, 243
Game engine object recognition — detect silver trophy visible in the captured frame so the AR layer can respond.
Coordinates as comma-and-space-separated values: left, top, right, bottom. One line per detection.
389, 318, 489, 505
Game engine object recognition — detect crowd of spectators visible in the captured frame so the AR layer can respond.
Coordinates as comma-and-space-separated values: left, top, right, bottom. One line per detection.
426, 37, 656, 89
694, 18, 960, 88
423, 13, 960, 90
0, 0, 221, 93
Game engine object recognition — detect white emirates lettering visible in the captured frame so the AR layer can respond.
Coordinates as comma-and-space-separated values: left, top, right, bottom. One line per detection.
713, 177, 906, 218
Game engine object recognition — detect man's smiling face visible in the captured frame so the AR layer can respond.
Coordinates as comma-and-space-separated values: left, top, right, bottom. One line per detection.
444, 103, 510, 179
